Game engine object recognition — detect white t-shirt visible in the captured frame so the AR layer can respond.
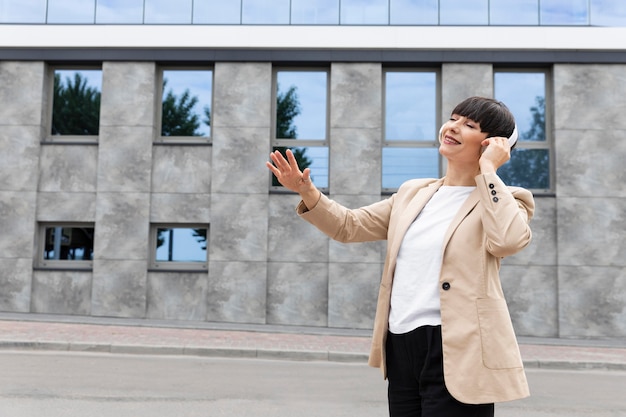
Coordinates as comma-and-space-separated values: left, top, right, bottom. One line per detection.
388, 186, 475, 334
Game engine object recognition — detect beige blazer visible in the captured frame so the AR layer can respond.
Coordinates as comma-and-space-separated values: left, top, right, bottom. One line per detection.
297, 172, 535, 404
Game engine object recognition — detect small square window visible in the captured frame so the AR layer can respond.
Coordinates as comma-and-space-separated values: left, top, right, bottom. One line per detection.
38, 224, 95, 269
49, 67, 102, 141
150, 225, 209, 270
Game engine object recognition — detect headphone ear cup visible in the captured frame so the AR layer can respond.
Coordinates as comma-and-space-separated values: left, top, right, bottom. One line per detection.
508, 125, 518, 147
439, 125, 444, 143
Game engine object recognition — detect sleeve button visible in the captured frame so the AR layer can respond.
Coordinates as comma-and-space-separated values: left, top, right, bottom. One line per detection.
442, 282, 451, 291
493, 197, 499, 202
489, 183, 495, 189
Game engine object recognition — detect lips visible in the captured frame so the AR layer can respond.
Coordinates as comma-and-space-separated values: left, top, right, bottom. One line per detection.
443, 135, 461, 145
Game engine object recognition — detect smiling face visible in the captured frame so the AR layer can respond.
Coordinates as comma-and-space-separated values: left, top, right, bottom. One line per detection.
439, 114, 489, 163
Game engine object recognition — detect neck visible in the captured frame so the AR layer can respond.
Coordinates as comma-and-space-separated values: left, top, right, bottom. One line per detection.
443, 163, 480, 186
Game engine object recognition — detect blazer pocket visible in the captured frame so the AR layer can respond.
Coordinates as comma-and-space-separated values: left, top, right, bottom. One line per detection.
476, 298, 524, 370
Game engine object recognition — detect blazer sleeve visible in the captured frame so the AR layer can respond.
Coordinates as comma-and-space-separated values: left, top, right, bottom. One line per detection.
295, 193, 393, 243
475, 172, 535, 258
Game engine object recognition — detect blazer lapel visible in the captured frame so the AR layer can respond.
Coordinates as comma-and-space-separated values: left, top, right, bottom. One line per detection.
441, 187, 480, 250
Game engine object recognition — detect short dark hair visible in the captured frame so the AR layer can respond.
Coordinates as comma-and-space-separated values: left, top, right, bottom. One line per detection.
451, 96, 516, 140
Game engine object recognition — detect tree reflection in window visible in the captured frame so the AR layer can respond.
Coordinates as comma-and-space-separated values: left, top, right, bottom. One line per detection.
44, 226, 94, 261
156, 227, 207, 262
52, 69, 101, 135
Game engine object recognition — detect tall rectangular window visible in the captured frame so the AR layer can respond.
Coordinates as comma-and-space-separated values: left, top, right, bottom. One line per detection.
383, 69, 439, 191
150, 225, 208, 270
38, 224, 95, 269
271, 69, 329, 190
495, 69, 551, 192
50, 68, 102, 140
158, 68, 213, 141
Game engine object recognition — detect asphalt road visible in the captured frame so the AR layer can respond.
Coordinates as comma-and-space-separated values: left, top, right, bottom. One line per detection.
0, 351, 624, 417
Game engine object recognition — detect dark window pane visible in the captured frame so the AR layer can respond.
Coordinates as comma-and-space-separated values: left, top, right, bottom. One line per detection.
590, 0, 626, 26
145, 0, 192, 24
291, 0, 339, 24
0, 0, 47, 23
242, 0, 290, 24
272, 146, 328, 188
341, 0, 389, 24
390, 0, 438, 25
47, 0, 95, 23
156, 228, 207, 262
440, 0, 488, 25
193, 0, 241, 24
276, 71, 327, 140
490, 0, 538, 25
495, 72, 546, 142
44, 227, 94, 261
96, 0, 144, 24
540, 0, 588, 25
161, 70, 212, 137
498, 149, 550, 189
383, 147, 439, 189
52, 69, 102, 136
385, 71, 437, 140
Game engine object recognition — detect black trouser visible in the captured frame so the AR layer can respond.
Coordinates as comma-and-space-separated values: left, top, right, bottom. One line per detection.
386, 325, 494, 417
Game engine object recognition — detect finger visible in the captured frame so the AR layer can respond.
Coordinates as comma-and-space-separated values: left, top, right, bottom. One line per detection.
302, 167, 312, 182
270, 151, 290, 172
266, 161, 281, 177
285, 149, 301, 171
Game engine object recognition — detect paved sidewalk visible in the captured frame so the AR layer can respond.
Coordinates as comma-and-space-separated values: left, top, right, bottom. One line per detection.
0, 313, 625, 371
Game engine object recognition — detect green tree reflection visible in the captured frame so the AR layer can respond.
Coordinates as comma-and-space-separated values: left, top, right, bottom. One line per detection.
52, 72, 101, 135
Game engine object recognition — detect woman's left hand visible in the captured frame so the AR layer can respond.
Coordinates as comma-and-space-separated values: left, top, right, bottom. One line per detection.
479, 136, 511, 174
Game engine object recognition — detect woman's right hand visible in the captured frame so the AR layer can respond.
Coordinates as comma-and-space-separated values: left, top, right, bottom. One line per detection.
266, 149, 311, 192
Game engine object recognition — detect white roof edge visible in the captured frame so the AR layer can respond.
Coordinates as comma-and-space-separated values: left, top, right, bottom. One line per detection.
1, 25, 625, 50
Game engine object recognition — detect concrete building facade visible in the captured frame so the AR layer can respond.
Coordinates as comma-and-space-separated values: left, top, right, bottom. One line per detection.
1, 10, 625, 340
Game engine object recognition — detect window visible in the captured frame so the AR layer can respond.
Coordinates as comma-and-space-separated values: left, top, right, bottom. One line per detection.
158, 68, 213, 142
540, 0, 588, 25
144, 0, 192, 24
490, 0, 539, 25
150, 225, 209, 270
193, 0, 241, 24
271, 69, 329, 190
383, 69, 439, 191
242, 0, 290, 24
96, 0, 144, 24
46, 0, 95, 23
341, 0, 388, 24
38, 224, 94, 269
291, 0, 339, 24
494, 69, 552, 193
0, 0, 47, 23
390, 0, 438, 25
49, 67, 102, 141
440, 0, 489, 25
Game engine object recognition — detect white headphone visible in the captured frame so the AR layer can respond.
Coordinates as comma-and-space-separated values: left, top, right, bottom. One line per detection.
439, 124, 518, 147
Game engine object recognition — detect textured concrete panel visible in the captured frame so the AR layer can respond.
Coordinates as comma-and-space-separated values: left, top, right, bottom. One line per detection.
328, 262, 381, 329
441, 63, 492, 123
0, 191, 36, 258
206, 261, 266, 324
209, 193, 268, 262
100, 62, 156, 127
31, 270, 91, 315
36, 192, 97, 222
94, 192, 150, 260
330, 63, 381, 129
38, 144, 98, 192
0, 61, 46, 126
0, 258, 32, 312
501, 265, 558, 338
503, 196, 557, 266
146, 272, 208, 321
557, 197, 625, 267
329, 128, 382, 195
554, 64, 626, 130
555, 129, 626, 198
97, 125, 155, 193
0, 125, 41, 192
212, 62, 271, 128
267, 262, 328, 326
151, 145, 211, 193
558, 265, 626, 338
150, 193, 210, 223
326, 194, 386, 263
211, 127, 272, 194
268, 193, 328, 263
91, 259, 147, 318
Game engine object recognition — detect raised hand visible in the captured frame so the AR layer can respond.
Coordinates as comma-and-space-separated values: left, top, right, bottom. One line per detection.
266, 149, 321, 210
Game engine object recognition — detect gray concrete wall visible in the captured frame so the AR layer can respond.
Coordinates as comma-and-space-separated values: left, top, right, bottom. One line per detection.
0, 60, 624, 339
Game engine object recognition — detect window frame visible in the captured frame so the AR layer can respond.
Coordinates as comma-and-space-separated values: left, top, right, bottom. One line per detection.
156, 66, 214, 145
494, 67, 554, 195
270, 66, 331, 193
36, 222, 95, 270
46, 65, 103, 144
382, 67, 441, 194
149, 223, 209, 271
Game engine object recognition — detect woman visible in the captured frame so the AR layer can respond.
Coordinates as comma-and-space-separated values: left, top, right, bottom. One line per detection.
266, 96, 534, 417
